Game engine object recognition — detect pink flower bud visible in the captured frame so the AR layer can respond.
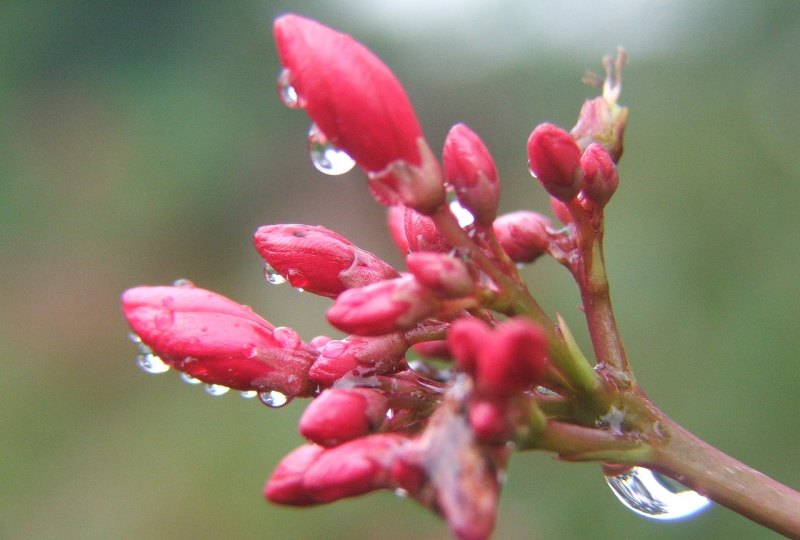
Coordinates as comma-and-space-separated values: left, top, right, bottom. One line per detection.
580, 143, 619, 206
468, 400, 513, 445
448, 317, 547, 398
386, 205, 410, 255
527, 123, 583, 202
274, 15, 445, 214
299, 388, 389, 446
308, 333, 409, 385
492, 211, 552, 264
121, 285, 316, 396
405, 252, 473, 299
265, 434, 408, 505
404, 207, 451, 253
549, 197, 573, 225
253, 224, 399, 298
326, 275, 435, 336
442, 123, 500, 226
410, 340, 452, 360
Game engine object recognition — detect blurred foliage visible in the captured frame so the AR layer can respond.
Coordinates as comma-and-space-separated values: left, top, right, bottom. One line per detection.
2, 1, 799, 539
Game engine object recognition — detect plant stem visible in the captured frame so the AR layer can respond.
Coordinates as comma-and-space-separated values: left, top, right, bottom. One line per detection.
647, 412, 800, 538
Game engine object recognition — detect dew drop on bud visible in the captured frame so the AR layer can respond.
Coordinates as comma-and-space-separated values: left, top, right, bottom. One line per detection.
204, 383, 230, 397
136, 353, 170, 374
264, 264, 287, 285
258, 390, 290, 408
239, 390, 257, 399
308, 123, 356, 176
180, 372, 202, 385
604, 466, 711, 521
277, 68, 303, 109
172, 278, 195, 288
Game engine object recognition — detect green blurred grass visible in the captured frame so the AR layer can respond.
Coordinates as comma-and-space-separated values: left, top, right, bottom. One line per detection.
2, 2, 798, 539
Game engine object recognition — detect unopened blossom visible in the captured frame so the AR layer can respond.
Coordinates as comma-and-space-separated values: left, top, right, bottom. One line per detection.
274, 14, 445, 214
442, 123, 500, 226
299, 388, 389, 446
387, 205, 410, 255
405, 252, 473, 299
308, 333, 409, 385
527, 123, 584, 202
253, 224, 398, 298
580, 142, 619, 207
404, 207, 452, 253
493, 211, 552, 264
326, 275, 435, 336
121, 285, 316, 396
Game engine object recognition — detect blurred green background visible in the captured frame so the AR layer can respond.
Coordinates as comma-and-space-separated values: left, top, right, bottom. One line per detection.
2, 1, 799, 538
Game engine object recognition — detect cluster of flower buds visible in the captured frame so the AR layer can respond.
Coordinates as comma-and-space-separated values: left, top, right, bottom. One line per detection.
121, 12, 633, 540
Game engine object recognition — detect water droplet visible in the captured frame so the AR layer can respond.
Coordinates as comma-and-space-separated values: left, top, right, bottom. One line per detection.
264, 264, 287, 285
277, 68, 304, 109
605, 466, 711, 521
180, 372, 202, 385
258, 390, 289, 408
273, 326, 301, 349
204, 383, 230, 397
449, 199, 475, 227
308, 123, 355, 175
394, 488, 408, 498
172, 278, 195, 288
136, 353, 170, 374
239, 390, 257, 399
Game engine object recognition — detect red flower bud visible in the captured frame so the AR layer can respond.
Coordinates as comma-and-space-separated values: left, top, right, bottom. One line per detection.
550, 197, 573, 225
308, 333, 409, 385
492, 211, 552, 264
274, 15, 445, 214
299, 388, 389, 446
442, 123, 500, 226
410, 340, 452, 361
121, 285, 316, 396
253, 224, 399, 298
468, 400, 513, 444
326, 275, 435, 336
386, 205, 410, 255
579, 143, 619, 207
527, 123, 583, 202
405, 252, 473, 299
263, 444, 325, 506
404, 207, 451, 253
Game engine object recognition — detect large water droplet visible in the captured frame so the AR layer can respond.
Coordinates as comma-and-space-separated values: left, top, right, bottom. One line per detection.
204, 383, 230, 397
277, 68, 303, 109
264, 263, 287, 285
258, 390, 289, 408
172, 278, 195, 288
136, 353, 170, 374
180, 372, 202, 385
605, 466, 711, 521
308, 123, 355, 175
239, 390, 257, 399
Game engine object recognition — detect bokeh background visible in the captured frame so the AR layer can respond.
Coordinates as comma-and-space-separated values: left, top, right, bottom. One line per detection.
2, 1, 799, 538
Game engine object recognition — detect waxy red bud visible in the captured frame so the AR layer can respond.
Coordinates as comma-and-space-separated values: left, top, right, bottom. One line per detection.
274, 15, 445, 214
326, 275, 435, 336
406, 252, 473, 299
265, 434, 408, 505
493, 211, 552, 264
121, 285, 316, 396
254, 224, 399, 298
527, 123, 583, 202
309, 333, 409, 385
404, 207, 451, 253
442, 123, 500, 226
580, 143, 619, 206
299, 388, 389, 446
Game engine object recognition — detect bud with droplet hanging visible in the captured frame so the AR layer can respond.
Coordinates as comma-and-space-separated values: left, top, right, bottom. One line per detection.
273, 14, 445, 214
254, 224, 399, 298
326, 275, 436, 336
442, 123, 500, 227
299, 388, 389, 446
121, 285, 317, 396
527, 123, 584, 202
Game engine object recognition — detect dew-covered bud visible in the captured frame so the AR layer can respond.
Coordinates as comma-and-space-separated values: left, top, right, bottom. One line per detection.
580, 143, 619, 207
121, 285, 316, 396
442, 123, 500, 226
254, 224, 399, 298
527, 123, 583, 202
405, 252, 473, 299
274, 15, 445, 214
326, 275, 435, 336
404, 207, 451, 253
299, 388, 389, 446
492, 211, 552, 264
308, 333, 409, 385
